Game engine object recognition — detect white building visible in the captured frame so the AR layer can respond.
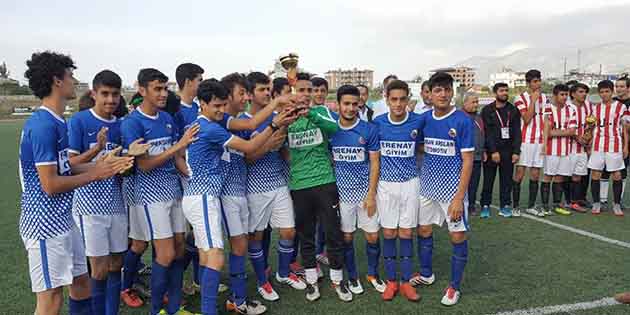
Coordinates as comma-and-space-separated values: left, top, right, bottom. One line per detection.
489, 68, 526, 88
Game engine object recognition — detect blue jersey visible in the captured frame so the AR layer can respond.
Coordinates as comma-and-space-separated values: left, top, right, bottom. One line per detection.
241, 112, 288, 194
418, 108, 474, 203
19, 107, 74, 240
330, 119, 380, 203
219, 113, 247, 197
68, 109, 125, 216
373, 112, 422, 182
121, 108, 182, 205
183, 115, 233, 197
179, 101, 199, 131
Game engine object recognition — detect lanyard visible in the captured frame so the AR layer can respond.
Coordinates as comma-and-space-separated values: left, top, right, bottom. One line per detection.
495, 109, 510, 128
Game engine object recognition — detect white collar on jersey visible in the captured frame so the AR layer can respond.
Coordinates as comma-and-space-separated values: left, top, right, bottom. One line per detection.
89, 108, 117, 123
338, 117, 360, 130
432, 107, 456, 121
39, 105, 65, 123
387, 111, 409, 125
137, 107, 159, 120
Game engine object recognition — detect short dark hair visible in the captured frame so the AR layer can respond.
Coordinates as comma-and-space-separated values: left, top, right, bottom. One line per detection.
386, 79, 409, 97
336, 85, 360, 102
78, 91, 94, 111
246, 72, 270, 93
552, 83, 569, 95
272, 77, 290, 98
114, 95, 128, 118
296, 72, 311, 82
175, 63, 204, 90
137, 68, 168, 88
221, 72, 247, 94
569, 83, 589, 97
421, 80, 430, 91
92, 70, 122, 91
383, 74, 398, 87
311, 77, 328, 90
565, 80, 579, 88
492, 82, 509, 93
164, 90, 181, 117
428, 72, 454, 91
598, 80, 614, 91
617, 75, 630, 88
25, 51, 76, 99
197, 79, 229, 103
356, 84, 369, 92
525, 69, 541, 83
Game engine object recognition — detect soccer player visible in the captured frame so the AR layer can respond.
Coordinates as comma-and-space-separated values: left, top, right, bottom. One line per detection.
120, 68, 199, 315
330, 85, 385, 294
20, 51, 132, 315
566, 83, 592, 212
587, 80, 628, 216
67, 70, 148, 315
461, 93, 484, 216
373, 79, 421, 302
287, 72, 352, 302
241, 72, 307, 302
182, 79, 295, 315
356, 84, 374, 122
416, 72, 473, 306
541, 84, 577, 216
176, 63, 204, 131
514, 69, 547, 217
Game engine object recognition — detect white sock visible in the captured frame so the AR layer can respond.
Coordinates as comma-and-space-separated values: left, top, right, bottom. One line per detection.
601, 181, 609, 202
330, 268, 343, 284
305, 268, 318, 285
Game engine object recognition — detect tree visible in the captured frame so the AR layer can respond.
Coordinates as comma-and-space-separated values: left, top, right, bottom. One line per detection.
0, 62, 8, 79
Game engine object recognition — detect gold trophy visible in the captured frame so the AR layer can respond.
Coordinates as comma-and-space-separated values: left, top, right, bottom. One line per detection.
280, 53, 299, 88
582, 115, 598, 144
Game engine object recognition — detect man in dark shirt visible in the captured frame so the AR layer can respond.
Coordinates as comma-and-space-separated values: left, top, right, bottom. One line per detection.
480, 83, 522, 218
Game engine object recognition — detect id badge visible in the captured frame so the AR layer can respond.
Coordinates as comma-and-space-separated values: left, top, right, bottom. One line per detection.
501, 127, 510, 139
221, 150, 231, 162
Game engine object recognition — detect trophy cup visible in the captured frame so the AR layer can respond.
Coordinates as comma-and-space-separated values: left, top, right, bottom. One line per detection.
280, 53, 299, 87
581, 115, 598, 144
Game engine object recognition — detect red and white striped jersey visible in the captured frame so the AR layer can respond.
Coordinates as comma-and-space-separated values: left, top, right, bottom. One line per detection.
515, 92, 547, 144
568, 100, 593, 154
544, 103, 577, 156
592, 101, 628, 153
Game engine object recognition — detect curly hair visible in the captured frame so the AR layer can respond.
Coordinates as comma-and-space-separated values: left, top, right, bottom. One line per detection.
24, 51, 76, 99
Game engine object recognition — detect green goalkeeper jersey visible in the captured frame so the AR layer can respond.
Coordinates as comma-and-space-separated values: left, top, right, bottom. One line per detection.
286, 105, 338, 190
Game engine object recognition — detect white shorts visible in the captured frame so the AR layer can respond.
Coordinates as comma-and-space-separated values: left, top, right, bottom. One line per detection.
340, 202, 380, 234
221, 195, 249, 237
588, 151, 625, 172
418, 196, 469, 232
518, 143, 544, 168
570, 152, 589, 176
377, 178, 419, 229
73, 213, 128, 257
23, 225, 88, 292
247, 186, 295, 233
182, 194, 224, 250
129, 199, 187, 241
544, 155, 572, 176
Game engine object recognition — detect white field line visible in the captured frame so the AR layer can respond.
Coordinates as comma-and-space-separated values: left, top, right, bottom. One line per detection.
487, 297, 622, 315
489, 205, 630, 249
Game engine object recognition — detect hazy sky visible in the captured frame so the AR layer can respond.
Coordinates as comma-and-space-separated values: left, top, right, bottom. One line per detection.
2, 0, 629, 86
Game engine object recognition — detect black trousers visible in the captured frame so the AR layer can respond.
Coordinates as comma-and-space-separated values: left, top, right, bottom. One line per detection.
291, 182, 344, 270
481, 150, 514, 208
467, 160, 482, 210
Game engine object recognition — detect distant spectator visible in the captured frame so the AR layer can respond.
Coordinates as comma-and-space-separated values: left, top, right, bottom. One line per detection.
462, 92, 484, 215
78, 90, 94, 111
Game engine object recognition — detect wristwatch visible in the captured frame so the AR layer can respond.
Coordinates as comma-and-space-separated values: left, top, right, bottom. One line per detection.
270, 122, 280, 132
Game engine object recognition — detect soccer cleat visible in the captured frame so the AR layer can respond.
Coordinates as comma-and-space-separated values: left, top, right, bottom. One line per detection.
410, 272, 435, 286
366, 275, 386, 293
257, 282, 279, 302
553, 206, 572, 216
316, 252, 329, 266
289, 261, 305, 277
498, 206, 512, 218
120, 288, 144, 308
613, 204, 625, 217
316, 264, 324, 280
525, 207, 544, 217
441, 286, 461, 306
591, 202, 601, 215
276, 272, 307, 290
480, 206, 490, 218
332, 280, 353, 302
614, 292, 630, 304
348, 278, 364, 295
570, 202, 588, 213
226, 299, 267, 315
512, 207, 522, 217
305, 283, 320, 302
382, 281, 399, 301
399, 282, 420, 302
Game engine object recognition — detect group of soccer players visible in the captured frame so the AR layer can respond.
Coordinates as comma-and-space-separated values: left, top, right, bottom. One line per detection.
18, 49, 629, 315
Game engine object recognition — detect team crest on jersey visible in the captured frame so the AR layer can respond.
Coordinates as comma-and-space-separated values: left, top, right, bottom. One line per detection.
448, 128, 457, 138
410, 129, 418, 139
358, 136, 366, 145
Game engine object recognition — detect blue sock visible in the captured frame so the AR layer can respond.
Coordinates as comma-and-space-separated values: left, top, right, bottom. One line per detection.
383, 238, 397, 281
229, 254, 247, 306
278, 239, 294, 278
262, 227, 272, 269
344, 240, 358, 280
291, 234, 300, 263
418, 235, 434, 277
248, 240, 267, 286
399, 238, 413, 281
193, 254, 200, 285
90, 278, 107, 315
316, 224, 326, 255
150, 261, 170, 315
166, 258, 185, 314
450, 240, 468, 290
106, 271, 121, 315
68, 297, 91, 315
201, 266, 220, 315
366, 241, 380, 277
122, 250, 141, 290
